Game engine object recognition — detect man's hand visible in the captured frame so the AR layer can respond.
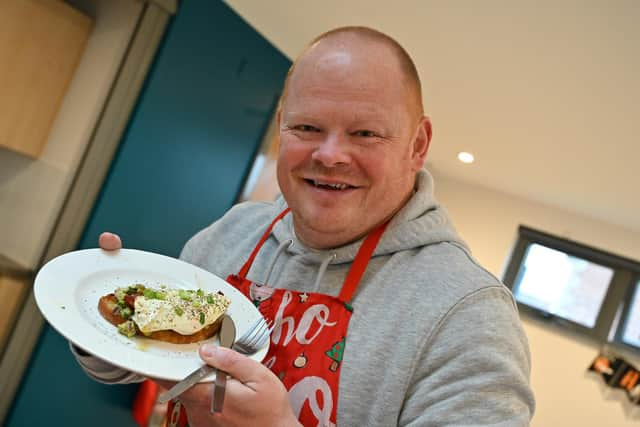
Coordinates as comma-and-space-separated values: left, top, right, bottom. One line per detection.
158, 345, 301, 427
99, 232, 122, 250
98, 232, 299, 425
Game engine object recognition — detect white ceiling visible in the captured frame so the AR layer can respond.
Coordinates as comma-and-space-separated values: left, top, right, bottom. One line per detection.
225, 0, 639, 232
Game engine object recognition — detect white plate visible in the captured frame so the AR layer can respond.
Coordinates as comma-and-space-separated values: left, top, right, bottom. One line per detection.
34, 248, 268, 382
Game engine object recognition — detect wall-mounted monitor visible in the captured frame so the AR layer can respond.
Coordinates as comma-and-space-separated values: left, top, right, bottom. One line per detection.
512, 243, 615, 328
504, 226, 640, 350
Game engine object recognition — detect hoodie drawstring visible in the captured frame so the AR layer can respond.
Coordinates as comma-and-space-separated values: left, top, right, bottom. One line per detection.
262, 239, 293, 285
313, 253, 336, 292
262, 239, 336, 293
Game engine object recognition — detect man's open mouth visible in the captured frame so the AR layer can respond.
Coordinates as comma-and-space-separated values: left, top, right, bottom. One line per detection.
305, 179, 354, 191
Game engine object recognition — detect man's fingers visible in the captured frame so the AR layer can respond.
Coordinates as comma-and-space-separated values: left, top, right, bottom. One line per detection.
99, 232, 122, 250
199, 345, 269, 386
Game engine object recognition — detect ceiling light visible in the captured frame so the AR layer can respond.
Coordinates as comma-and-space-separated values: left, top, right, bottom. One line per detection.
457, 151, 475, 164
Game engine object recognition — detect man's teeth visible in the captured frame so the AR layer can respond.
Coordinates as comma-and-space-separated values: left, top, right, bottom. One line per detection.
313, 180, 349, 190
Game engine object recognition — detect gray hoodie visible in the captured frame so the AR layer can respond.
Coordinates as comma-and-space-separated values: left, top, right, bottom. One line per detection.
181, 169, 535, 426
74, 169, 534, 426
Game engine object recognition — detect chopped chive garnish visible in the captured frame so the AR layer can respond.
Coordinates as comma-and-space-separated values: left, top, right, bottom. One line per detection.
143, 289, 165, 300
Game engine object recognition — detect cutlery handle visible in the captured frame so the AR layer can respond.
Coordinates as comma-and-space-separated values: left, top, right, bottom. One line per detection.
211, 314, 235, 413
212, 370, 227, 412
157, 365, 215, 404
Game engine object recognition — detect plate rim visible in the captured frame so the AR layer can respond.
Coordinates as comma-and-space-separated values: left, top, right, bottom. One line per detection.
34, 248, 268, 381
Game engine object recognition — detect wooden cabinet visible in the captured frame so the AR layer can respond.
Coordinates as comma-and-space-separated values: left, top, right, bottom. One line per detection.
0, 274, 29, 353
0, 0, 92, 158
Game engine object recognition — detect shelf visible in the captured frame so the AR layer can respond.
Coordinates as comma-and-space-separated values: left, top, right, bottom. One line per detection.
0, 0, 92, 158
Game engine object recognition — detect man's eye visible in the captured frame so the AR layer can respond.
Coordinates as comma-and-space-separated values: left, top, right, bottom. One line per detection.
354, 130, 377, 137
294, 125, 319, 132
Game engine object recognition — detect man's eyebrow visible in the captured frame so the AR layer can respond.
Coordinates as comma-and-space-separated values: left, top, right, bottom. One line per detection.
281, 111, 314, 120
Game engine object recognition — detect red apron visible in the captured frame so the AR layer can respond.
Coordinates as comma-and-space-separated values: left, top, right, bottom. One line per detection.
169, 208, 388, 427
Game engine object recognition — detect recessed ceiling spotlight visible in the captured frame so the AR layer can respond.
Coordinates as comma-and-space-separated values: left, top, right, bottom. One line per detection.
457, 151, 475, 164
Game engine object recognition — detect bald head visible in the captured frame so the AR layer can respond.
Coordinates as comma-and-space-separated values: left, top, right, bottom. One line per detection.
280, 26, 424, 117
275, 26, 433, 249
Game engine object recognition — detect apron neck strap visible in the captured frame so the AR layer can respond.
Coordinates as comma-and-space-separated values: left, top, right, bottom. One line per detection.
338, 220, 390, 302
238, 207, 390, 302
238, 207, 291, 278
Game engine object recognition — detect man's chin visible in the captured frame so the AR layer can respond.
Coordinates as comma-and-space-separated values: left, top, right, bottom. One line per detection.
304, 218, 348, 235
294, 216, 368, 248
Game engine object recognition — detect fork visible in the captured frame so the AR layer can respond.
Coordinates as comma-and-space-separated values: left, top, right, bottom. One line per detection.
233, 317, 274, 354
157, 316, 273, 404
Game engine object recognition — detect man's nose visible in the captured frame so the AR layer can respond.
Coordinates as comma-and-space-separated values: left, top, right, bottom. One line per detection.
310, 133, 351, 167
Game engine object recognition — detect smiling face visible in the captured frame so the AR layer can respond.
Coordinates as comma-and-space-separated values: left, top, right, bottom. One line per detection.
277, 35, 431, 249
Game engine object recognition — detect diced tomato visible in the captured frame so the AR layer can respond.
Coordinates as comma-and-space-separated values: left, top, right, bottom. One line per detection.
125, 294, 137, 308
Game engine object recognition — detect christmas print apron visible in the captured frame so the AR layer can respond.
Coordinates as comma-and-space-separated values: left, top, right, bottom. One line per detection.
169, 207, 388, 427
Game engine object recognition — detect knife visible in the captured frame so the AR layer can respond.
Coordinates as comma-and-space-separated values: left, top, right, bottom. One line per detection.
157, 364, 215, 404
156, 315, 235, 405
212, 314, 236, 413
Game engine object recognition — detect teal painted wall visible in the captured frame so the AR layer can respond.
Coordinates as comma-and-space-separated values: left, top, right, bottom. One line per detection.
5, 1, 290, 425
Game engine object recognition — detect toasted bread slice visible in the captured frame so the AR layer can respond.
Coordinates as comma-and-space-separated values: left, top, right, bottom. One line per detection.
98, 293, 223, 344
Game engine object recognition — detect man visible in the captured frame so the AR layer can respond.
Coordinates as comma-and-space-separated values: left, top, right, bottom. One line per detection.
77, 27, 535, 426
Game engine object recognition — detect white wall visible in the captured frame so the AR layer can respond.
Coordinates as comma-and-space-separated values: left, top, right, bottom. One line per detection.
430, 168, 640, 426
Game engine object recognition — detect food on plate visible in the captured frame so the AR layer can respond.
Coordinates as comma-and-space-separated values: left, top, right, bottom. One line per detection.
98, 284, 231, 344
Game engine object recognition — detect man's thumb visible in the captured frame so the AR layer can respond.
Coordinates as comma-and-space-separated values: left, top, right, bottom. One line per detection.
99, 232, 122, 250
199, 345, 267, 384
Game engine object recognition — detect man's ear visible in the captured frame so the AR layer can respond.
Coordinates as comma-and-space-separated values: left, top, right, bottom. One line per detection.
411, 116, 432, 170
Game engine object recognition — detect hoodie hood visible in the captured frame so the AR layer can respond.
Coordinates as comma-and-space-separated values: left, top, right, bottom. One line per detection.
269, 168, 469, 265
